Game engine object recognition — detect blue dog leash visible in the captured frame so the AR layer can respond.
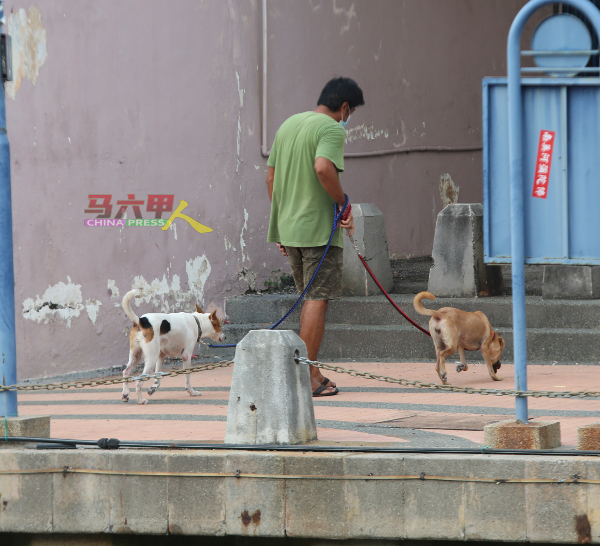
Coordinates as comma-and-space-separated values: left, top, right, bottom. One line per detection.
208, 195, 350, 348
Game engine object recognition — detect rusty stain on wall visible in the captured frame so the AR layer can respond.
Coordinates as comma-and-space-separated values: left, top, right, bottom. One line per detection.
439, 173, 460, 207
6, 6, 48, 99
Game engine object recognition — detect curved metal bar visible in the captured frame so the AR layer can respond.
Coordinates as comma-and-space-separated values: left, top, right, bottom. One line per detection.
507, 0, 600, 424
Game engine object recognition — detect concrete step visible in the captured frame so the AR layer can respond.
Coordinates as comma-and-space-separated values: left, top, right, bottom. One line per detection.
216, 294, 600, 364
202, 322, 600, 364
224, 294, 600, 330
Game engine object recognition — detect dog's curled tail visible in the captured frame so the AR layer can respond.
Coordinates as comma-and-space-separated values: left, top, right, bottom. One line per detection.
413, 291, 440, 318
122, 289, 140, 326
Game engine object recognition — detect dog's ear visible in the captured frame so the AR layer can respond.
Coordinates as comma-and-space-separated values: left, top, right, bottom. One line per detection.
210, 309, 218, 320
499, 337, 505, 350
195, 303, 203, 314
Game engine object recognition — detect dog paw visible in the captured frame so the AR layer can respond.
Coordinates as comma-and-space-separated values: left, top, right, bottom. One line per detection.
148, 387, 156, 396
137, 399, 149, 405
122, 394, 129, 403
188, 389, 201, 397
456, 364, 467, 373
492, 375, 503, 381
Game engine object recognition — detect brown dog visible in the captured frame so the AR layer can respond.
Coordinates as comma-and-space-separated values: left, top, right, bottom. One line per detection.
413, 291, 505, 385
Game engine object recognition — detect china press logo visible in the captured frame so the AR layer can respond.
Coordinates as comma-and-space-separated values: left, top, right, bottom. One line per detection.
84, 194, 212, 233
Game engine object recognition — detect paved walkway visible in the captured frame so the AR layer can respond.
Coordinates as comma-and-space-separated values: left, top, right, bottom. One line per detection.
16, 361, 599, 448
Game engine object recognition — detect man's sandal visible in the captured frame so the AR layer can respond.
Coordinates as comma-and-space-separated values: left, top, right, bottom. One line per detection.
312, 377, 339, 397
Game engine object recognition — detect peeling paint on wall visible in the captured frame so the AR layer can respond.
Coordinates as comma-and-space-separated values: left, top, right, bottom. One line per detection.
238, 267, 257, 291
239, 208, 248, 263
345, 123, 389, 144
120, 254, 212, 313
224, 236, 236, 251
439, 173, 460, 207
22, 278, 84, 327
107, 279, 120, 307
332, 0, 357, 35
6, 6, 48, 99
85, 299, 102, 324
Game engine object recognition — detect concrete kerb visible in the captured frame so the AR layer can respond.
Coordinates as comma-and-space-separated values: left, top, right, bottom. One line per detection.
1, 448, 600, 541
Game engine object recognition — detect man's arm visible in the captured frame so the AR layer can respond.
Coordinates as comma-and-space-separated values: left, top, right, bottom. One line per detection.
314, 156, 354, 236
266, 166, 287, 255
266, 166, 275, 202
314, 157, 345, 206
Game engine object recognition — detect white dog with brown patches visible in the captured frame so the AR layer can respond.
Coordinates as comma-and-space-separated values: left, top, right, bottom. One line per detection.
121, 289, 226, 404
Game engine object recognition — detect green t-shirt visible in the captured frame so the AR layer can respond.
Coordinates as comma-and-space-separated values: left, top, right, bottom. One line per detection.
267, 111, 346, 248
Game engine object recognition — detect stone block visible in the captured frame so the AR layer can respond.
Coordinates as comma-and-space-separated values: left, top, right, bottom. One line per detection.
283, 453, 348, 540
0, 415, 50, 441
0, 449, 55, 533
108, 451, 168, 534
463, 456, 528, 542
224, 329, 317, 445
428, 203, 503, 297
543, 265, 600, 299
343, 453, 404, 539
166, 451, 226, 536
52, 450, 112, 533
341, 203, 393, 296
483, 420, 561, 449
225, 451, 285, 537
577, 422, 600, 450
403, 455, 465, 540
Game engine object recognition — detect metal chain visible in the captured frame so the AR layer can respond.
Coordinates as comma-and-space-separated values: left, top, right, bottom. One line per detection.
0, 360, 234, 393
1, 351, 597, 399
296, 356, 600, 399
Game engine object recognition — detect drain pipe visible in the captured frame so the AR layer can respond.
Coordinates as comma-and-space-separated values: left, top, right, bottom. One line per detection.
0, 1, 17, 420
261, 0, 268, 157
259, 0, 481, 158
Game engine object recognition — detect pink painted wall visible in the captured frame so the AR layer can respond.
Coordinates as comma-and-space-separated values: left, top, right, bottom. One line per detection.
5, 0, 547, 379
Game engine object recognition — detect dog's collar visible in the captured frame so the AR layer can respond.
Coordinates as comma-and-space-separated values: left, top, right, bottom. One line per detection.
194, 315, 202, 342
491, 332, 495, 341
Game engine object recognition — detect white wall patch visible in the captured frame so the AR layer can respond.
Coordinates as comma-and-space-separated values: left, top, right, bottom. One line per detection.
22, 279, 84, 327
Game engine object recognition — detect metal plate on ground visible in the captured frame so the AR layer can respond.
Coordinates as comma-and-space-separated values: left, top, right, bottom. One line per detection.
369, 415, 534, 431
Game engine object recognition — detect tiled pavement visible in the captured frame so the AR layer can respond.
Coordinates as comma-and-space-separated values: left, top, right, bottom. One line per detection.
16, 361, 600, 448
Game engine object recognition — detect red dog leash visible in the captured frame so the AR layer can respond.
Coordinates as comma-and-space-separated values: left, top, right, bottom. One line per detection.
347, 229, 431, 337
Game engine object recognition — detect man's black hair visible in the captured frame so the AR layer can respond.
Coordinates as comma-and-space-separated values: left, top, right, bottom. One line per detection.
317, 77, 365, 111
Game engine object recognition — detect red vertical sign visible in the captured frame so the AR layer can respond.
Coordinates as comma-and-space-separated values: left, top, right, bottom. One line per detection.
532, 130, 555, 199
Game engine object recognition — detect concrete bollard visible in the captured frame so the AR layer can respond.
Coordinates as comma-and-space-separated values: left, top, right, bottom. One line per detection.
224, 330, 317, 445
341, 203, 393, 296
428, 203, 503, 297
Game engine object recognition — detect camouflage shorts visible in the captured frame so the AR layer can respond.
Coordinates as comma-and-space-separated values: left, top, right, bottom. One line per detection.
285, 245, 343, 300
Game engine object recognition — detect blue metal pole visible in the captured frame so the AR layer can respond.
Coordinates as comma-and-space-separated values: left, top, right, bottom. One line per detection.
507, 0, 600, 423
0, 1, 16, 417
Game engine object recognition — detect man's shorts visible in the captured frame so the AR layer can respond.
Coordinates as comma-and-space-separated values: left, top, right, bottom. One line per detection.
285, 245, 343, 300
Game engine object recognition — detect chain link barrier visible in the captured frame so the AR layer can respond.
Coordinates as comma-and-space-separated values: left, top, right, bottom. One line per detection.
0, 360, 234, 393
296, 357, 600, 399
1, 353, 598, 399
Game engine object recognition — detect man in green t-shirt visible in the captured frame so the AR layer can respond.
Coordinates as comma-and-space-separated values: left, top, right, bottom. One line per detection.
266, 77, 364, 397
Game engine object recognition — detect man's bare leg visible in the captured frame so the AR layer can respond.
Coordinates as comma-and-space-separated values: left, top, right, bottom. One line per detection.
299, 299, 337, 394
